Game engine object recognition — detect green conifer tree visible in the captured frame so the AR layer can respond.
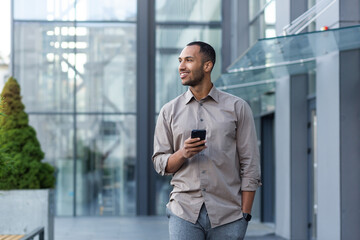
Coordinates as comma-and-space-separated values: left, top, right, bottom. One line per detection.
0, 96, 6, 165
0, 77, 55, 189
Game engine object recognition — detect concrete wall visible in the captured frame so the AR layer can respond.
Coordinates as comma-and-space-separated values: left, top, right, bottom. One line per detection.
316, 52, 341, 240
0, 189, 54, 240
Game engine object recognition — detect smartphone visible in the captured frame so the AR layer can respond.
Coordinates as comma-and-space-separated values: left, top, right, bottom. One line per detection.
191, 129, 206, 146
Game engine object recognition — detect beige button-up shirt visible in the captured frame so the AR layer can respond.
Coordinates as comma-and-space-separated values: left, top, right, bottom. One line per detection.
152, 86, 261, 228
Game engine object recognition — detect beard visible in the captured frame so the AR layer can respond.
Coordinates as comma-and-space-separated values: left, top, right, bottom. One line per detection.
181, 66, 205, 87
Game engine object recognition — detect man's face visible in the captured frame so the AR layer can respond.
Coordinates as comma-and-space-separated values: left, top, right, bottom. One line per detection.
178, 45, 205, 87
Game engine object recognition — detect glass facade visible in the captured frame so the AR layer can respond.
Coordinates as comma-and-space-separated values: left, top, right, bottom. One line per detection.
12, 0, 224, 217
154, 0, 222, 214
13, 0, 136, 216
249, 0, 276, 45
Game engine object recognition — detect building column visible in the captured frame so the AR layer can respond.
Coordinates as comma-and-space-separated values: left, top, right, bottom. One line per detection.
136, 0, 157, 215
316, 52, 341, 240
275, 76, 291, 239
316, 0, 360, 238
275, 0, 308, 238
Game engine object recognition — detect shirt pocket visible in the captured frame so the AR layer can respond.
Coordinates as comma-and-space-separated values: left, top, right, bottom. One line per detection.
209, 119, 236, 141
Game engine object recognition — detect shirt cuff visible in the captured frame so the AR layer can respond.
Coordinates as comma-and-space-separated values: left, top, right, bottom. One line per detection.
241, 177, 262, 191
154, 153, 173, 176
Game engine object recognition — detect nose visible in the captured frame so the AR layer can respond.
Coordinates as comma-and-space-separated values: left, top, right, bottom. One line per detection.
179, 60, 185, 71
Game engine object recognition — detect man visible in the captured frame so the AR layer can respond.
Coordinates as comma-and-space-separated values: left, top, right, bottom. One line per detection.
152, 41, 261, 240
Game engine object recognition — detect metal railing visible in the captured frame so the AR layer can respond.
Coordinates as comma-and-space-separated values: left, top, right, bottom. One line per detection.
21, 227, 44, 240
283, 0, 337, 35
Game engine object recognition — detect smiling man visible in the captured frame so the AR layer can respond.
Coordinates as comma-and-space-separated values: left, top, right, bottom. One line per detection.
152, 41, 261, 240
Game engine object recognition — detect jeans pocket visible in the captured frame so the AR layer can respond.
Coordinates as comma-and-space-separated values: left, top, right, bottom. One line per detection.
166, 207, 171, 219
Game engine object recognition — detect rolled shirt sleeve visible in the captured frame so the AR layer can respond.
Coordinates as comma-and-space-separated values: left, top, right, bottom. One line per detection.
236, 101, 262, 191
152, 106, 174, 176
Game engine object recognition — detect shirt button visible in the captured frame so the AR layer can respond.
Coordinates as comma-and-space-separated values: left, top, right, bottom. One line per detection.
201, 188, 206, 192
201, 170, 206, 174
200, 118, 203, 122
200, 103, 203, 106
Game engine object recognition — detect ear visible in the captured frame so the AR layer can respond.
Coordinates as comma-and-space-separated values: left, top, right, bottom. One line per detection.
203, 61, 213, 73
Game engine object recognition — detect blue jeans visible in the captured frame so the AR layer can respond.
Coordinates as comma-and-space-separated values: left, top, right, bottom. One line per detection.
167, 204, 248, 240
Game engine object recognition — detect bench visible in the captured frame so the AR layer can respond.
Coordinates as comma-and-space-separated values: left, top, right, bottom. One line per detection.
0, 235, 24, 240
0, 227, 44, 240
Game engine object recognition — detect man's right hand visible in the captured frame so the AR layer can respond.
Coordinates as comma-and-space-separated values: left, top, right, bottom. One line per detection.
181, 137, 207, 159
165, 137, 207, 173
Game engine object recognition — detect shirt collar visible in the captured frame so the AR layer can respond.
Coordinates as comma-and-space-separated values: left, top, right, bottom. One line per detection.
184, 85, 220, 104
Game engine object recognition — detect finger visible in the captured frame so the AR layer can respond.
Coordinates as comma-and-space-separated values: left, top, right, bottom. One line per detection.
185, 137, 201, 144
186, 140, 206, 148
187, 144, 207, 152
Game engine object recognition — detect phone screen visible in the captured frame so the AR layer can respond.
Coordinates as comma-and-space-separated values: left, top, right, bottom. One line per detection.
191, 129, 206, 146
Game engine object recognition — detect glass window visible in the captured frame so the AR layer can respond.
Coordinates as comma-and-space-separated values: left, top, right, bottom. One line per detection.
13, 21, 136, 113
29, 114, 74, 216
249, 0, 276, 44
14, 0, 75, 20
14, 0, 136, 21
14, 22, 76, 112
74, 23, 137, 113
75, 114, 136, 216
75, 0, 136, 21
14, 0, 138, 217
156, 0, 221, 22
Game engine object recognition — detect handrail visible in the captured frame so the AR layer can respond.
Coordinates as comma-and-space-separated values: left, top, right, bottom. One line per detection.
283, 0, 337, 35
21, 227, 44, 240
228, 57, 315, 73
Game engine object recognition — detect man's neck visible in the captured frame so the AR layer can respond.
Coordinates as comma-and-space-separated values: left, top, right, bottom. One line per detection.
189, 81, 213, 101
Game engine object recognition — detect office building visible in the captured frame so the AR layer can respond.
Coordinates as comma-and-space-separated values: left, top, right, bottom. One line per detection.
10, 0, 360, 239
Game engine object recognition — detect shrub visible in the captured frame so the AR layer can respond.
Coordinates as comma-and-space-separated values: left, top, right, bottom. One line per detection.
0, 77, 55, 189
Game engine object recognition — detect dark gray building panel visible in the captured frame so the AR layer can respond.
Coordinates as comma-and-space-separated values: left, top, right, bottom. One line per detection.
221, 0, 232, 72
290, 74, 308, 240
338, 1, 360, 238
340, 49, 360, 240
339, 0, 360, 26
290, 0, 307, 21
229, 0, 249, 64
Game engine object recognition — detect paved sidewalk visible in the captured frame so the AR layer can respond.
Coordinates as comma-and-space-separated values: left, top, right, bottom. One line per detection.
55, 216, 285, 240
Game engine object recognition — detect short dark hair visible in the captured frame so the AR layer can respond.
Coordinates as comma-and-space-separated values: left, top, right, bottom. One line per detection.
187, 41, 216, 69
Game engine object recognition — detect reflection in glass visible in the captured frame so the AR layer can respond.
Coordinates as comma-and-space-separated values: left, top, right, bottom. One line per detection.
156, 0, 221, 22
76, 114, 136, 216
76, 0, 136, 21
249, 0, 276, 45
14, 0, 75, 20
14, 22, 76, 112
28, 115, 74, 216
14, 0, 138, 217
14, 0, 136, 21
14, 22, 136, 113
75, 24, 137, 113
